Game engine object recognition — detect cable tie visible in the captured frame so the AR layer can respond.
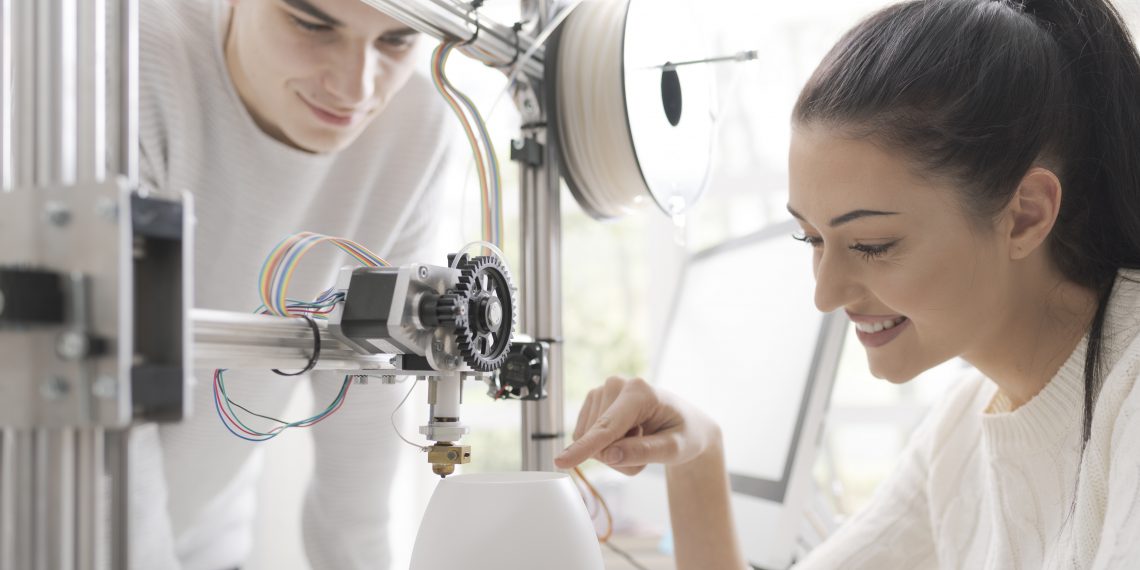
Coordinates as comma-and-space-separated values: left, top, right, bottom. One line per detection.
272, 315, 321, 376
489, 21, 523, 69
459, 3, 482, 46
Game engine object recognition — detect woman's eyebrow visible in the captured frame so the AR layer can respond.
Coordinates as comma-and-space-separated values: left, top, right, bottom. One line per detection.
282, 0, 342, 27
786, 205, 899, 227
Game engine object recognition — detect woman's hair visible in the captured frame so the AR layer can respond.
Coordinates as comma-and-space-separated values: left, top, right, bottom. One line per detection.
793, 0, 1140, 443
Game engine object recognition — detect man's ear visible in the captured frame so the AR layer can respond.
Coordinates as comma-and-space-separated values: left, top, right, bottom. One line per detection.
1005, 167, 1063, 260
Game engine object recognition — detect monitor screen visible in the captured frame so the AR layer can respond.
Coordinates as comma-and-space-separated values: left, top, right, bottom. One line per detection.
655, 221, 827, 495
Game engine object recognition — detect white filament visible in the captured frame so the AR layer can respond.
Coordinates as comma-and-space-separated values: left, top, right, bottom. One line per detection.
449, 240, 510, 268
556, 0, 648, 219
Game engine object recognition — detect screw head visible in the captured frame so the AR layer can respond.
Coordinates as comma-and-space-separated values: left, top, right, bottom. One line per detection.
41, 376, 70, 400
45, 202, 72, 227
418, 266, 429, 279
95, 197, 119, 223
486, 299, 503, 328
56, 331, 89, 360
92, 375, 118, 399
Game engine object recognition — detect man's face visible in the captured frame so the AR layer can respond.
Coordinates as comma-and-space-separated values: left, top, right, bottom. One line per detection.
226, 0, 421, 153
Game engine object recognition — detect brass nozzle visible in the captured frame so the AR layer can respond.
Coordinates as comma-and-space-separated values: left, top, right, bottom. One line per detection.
428, 443, 470, 478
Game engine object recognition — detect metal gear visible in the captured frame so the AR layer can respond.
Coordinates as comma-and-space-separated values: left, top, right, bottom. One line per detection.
450, 255, 516, 372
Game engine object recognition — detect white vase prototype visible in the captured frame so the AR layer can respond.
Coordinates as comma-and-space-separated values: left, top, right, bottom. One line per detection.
410, 471, 605, 570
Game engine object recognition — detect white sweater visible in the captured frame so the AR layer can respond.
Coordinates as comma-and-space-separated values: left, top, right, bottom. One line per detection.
130, 1, 457, 569
797, 270, 1140, 569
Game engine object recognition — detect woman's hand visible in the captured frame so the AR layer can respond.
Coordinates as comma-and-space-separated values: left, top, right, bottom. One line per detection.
554, 377, 722, 476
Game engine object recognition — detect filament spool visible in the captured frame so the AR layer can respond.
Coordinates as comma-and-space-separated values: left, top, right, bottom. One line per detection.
549, 0, 716, 220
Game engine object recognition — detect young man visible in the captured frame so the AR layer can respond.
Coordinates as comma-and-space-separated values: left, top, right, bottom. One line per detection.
131, 0, 457, 568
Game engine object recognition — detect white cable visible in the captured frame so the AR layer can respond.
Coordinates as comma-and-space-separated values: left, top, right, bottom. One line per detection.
556, 0, 647, 218
392, 378, 429, 452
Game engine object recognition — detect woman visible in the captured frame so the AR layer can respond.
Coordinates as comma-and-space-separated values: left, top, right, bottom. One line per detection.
554, 0, 1140, 568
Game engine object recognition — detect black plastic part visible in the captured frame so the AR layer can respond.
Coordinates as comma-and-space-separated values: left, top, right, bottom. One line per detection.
453, 256, 515, 372
0, 268, 66, 326
419, 293, 467, 329
131, 364, 185, 422
493, 341, 548, 400
271, 315, 321, 376
131, 194, 186, 423
510, 137, 544, 167
338, 268, 400, 345
132, 194, 183, 240
660, 67, 683, 126
400, 354, 436, 373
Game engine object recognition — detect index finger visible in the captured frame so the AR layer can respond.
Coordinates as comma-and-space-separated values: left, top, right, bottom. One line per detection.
554, 388, 647, 469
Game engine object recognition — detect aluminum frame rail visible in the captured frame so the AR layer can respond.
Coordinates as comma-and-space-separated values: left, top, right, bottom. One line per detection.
357, 0, 545, 79
0, 1, 138, 569
192, 309, 400, 372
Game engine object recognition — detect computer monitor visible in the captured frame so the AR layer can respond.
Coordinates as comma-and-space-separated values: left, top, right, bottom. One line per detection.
654, 220, 847, 570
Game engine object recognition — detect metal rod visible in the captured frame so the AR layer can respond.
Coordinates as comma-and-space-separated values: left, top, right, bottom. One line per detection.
117, 0, 137, 184
0, 429, 15, 570
191, 308, 398, 371
519, 129, 565, 471
13, 430, 34, 570
106, 429, 128, 570
1, 0, 12, 192
356, 0, 544, 79
656, 49, 760, 71
11, 0, 32, 190
75, 429, 100, 570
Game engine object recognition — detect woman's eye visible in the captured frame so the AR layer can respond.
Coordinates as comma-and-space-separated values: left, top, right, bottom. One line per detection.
850, 241, 898, 260
290, 15, 333, 33
792, 233, 823, 248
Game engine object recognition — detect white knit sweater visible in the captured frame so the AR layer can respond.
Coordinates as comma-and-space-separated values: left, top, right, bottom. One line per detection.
130, 1, 457, 569
797, 270, 1140, 569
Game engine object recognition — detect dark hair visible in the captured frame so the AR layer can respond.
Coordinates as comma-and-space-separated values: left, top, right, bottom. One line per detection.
794, 0, 1140, 444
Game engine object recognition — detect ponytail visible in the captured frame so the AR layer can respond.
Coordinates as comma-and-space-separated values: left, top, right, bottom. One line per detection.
1016, 0, 1140, 443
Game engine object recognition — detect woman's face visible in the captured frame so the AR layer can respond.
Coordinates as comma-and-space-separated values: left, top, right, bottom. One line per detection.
787, 125, 1014, 382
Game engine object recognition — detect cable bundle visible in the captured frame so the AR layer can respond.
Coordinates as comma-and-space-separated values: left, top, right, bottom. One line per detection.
213, 370, 355, 442
258, 231, 388, 318
213, 231, 389, 443
432, 40, 504, 247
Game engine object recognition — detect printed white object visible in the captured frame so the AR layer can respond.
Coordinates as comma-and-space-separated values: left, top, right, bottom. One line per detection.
411, 472, 605, 570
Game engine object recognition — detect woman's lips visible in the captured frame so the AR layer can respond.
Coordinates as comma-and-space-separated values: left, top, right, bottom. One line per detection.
852, 316, 910, 348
